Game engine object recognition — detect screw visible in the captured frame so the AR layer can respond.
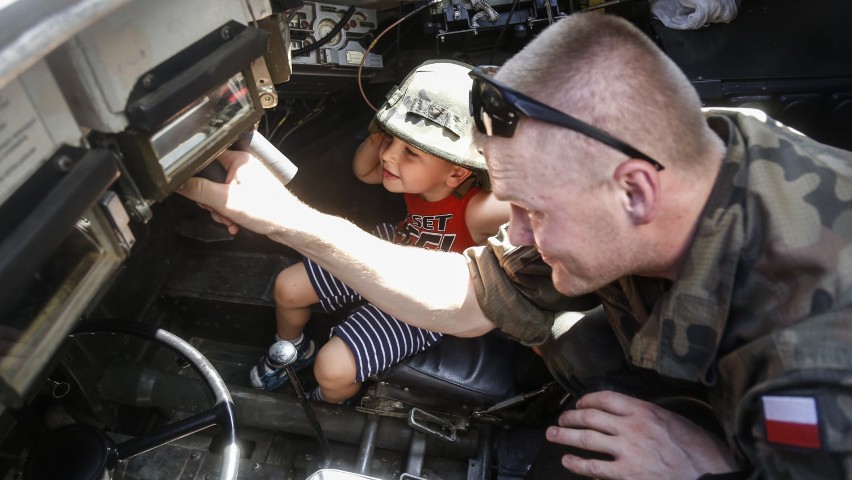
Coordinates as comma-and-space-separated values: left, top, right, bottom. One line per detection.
55, 155, 73, 171
252, 463, 261, 471
141, 73, 156, 89
221, 26, 232, 40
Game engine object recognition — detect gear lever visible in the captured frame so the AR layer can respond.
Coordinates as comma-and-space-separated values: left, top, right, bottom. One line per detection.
268, 341, 332, 468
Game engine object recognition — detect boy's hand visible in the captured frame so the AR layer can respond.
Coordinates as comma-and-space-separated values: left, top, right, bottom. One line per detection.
375, 131, 392, 159
352, 131, 391, 184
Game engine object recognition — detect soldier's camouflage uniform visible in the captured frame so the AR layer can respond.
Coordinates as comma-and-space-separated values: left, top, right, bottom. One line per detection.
464, 108, 852, 478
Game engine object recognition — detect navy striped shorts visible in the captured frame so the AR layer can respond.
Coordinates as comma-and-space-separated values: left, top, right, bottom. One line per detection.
302, 224, 443, 382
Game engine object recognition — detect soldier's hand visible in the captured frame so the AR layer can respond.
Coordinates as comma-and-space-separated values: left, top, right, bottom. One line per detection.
547, 390, 738, 479
178, 150, 308, 236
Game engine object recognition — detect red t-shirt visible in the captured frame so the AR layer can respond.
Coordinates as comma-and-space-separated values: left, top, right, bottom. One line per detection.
395, 187, 481, 253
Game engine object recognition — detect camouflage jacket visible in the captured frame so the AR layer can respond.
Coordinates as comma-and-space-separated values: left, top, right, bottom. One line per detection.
465, 109, 852, 478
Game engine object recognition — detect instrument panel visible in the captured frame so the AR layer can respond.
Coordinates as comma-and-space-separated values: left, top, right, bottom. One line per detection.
289, 2, 383, 70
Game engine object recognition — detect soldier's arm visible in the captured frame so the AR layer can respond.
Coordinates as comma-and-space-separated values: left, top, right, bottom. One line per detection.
179, 150, 497, 338
728, 310, 852, 477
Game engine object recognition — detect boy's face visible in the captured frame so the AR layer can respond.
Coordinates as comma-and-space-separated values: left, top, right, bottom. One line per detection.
378, 134, 466, 201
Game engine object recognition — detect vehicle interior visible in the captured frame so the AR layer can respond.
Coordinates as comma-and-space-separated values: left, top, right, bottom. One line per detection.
1, 0, 851, 479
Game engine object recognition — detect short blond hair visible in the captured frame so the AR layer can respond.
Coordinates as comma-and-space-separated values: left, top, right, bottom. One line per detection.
497, 13, 722, 181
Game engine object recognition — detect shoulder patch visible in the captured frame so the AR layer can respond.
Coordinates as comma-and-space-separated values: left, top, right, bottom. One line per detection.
761, 395, 822, 449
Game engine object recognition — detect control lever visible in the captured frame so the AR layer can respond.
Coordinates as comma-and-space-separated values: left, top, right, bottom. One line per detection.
248, 131, 298, 185
191, 131, 297, 240
267, 341, 332, 468
472, 381, 562, 417
203, 130, 298, 185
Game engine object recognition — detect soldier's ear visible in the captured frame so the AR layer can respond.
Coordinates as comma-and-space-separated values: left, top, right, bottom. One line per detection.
614, 159, 659, 225
446, 166, 473, 188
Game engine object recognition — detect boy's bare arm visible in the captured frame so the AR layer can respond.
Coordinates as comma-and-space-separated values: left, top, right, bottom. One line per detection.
465, 190, 511, 244
352, 132, 387, 184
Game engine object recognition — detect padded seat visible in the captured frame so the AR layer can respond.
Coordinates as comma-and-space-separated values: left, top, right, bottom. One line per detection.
376, 330, 527, 407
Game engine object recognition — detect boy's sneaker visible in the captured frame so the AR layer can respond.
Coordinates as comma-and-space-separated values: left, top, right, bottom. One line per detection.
249, 339, 316, 391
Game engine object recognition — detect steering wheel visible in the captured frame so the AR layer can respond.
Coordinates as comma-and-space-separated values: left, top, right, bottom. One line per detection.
23, 322, 239, 480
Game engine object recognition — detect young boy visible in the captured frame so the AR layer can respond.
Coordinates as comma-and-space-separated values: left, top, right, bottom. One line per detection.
249, 60, 509, 403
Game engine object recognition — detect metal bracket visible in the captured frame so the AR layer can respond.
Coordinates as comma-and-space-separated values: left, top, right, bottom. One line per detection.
251, 56, 278, 108
407, 407, 465, 442
88, 134, 153, 224
400, 474, 428, 480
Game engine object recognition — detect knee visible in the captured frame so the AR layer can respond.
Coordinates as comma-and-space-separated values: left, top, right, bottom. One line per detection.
274, 265, 308, 308
314, 340, 356, 388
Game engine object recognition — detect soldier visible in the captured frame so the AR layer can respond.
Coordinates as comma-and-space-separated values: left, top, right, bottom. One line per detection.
179, 12, 852, 479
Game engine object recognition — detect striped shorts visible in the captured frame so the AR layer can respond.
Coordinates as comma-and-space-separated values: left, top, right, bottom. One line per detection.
302, 224, 443, 382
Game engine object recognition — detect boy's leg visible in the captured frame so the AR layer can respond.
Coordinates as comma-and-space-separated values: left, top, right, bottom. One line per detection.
273, 262, 320, 340
312, 336, 360, 404
250, 263, 320, 390
252, 258, 365, 391
315, 303, 442, 403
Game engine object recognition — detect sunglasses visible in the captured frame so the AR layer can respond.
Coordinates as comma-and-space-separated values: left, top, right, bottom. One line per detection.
469, 65, 665, 171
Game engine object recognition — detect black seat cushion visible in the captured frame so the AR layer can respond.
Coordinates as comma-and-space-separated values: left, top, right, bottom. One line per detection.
376, 330, 526, 406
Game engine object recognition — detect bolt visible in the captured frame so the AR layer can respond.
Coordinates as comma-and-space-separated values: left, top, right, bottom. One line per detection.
55, 155, 73, 171
141, 73, 156, 89
252, 463, 261, 471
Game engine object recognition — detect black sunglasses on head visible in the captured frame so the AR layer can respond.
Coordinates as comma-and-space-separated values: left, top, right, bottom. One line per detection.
469, 65, 665, 171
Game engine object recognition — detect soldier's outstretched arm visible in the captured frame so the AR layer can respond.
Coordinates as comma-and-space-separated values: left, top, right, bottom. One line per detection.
178, 150, 496, 337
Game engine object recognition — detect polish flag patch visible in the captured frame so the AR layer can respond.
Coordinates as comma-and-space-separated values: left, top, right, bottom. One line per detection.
762, 395, 822, 449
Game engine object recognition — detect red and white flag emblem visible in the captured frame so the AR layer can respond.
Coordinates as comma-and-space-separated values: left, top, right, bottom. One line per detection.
762, 395, 821, 449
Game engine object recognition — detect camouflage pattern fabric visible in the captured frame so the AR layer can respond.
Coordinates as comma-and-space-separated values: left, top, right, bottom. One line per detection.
465, 108, 852, 477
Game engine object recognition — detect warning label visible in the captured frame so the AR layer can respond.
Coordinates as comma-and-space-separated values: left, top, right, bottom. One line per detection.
0, 79, 55, 204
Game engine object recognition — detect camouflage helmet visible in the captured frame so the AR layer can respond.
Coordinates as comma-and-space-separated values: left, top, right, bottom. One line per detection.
373, 60, 488, 185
